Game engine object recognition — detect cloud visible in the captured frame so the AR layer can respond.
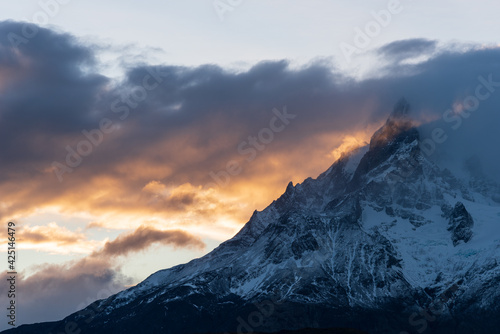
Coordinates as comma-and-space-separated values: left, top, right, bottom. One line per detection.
328, 133, 371, 161
97, 225, 205, 257
377, 38, 437, 63
1, 21, 500, 242
0, 256, 130, 328
0, 21, 107, 141
0, 224, 204, 329
14, 221, 205, 256
17, 222, 99, 254
20, 222, 84, 245
0, 21, 499, 250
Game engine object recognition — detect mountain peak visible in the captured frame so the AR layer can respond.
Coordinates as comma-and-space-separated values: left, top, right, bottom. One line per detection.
388, 97, 411, 121
369, 98, 416, 149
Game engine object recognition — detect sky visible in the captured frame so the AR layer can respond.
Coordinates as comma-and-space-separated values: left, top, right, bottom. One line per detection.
0, 0, 500, 330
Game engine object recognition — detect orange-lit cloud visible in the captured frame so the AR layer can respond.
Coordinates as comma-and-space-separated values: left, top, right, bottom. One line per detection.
21, 222, 85, 245
15, 221, 205, 256
16, 223, 100, 254
328, 134, 371, 161
96, 225, 205, 257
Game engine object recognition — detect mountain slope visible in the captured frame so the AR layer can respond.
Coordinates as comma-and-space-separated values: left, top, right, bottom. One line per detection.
6, 100, 500, 334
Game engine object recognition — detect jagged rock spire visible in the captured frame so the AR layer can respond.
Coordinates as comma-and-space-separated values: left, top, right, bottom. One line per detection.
369, 98, 416, 149
388, 97, 411, 121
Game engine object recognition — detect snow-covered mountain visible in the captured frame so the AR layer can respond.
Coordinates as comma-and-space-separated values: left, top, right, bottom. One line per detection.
7, 100, 500, 334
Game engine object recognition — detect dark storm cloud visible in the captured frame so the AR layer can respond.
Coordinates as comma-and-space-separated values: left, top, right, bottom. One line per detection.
377, 38, 437, 62
0, 21, 107, 130
98, 226, 205, 257
0, 21, 108, 181
116, 45, 500, 183
1, 21, 500, 224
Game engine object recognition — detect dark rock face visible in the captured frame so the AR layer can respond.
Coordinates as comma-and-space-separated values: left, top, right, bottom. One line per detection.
291, 233, 320, 259
4, 100, 499, 334
446, 202, 474, 246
